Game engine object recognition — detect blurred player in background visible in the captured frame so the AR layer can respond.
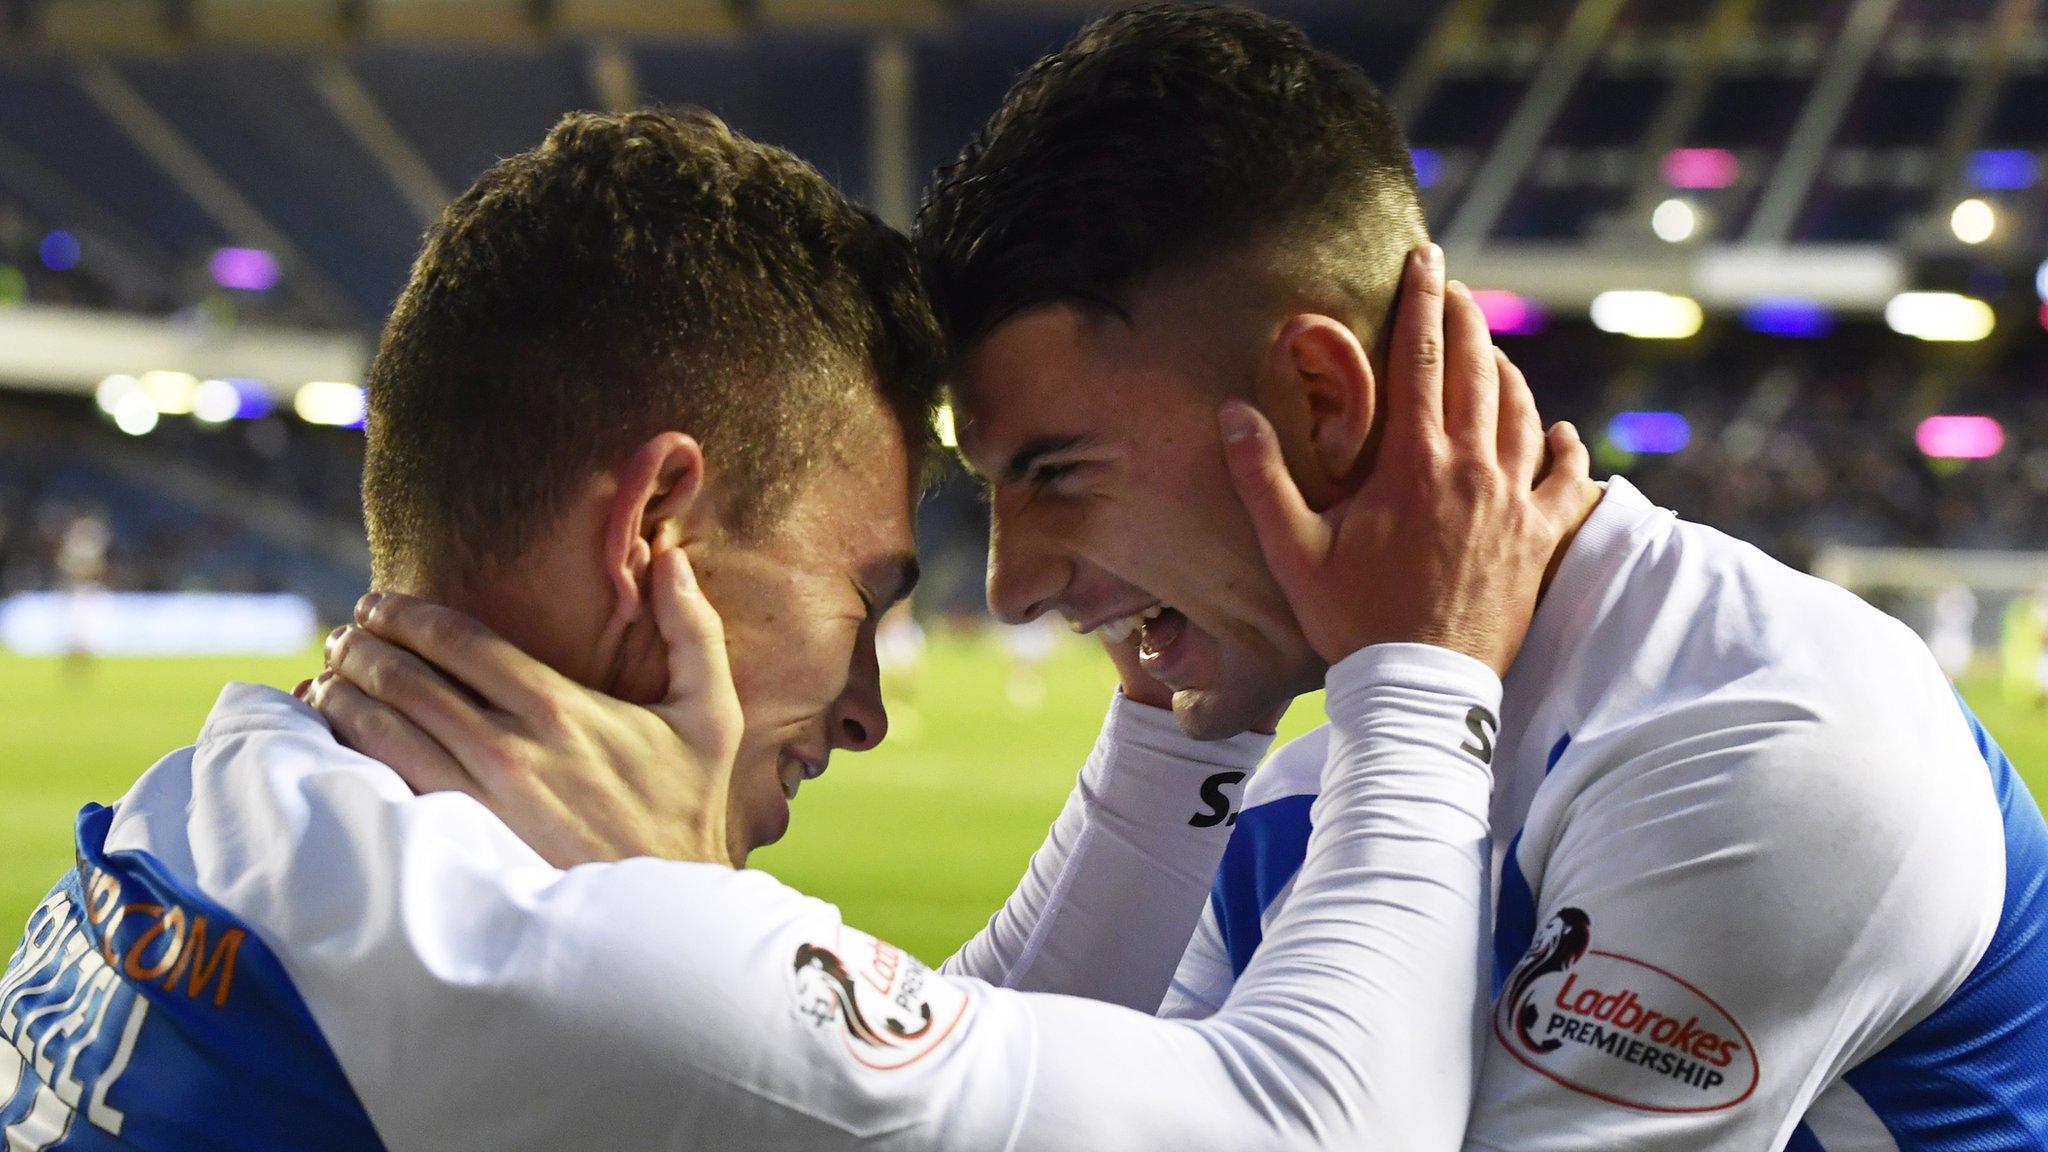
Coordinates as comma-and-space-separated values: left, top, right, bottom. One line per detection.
913, 6, 2048, 1148
1927, 580, 1979, 682
2005, 588, 2047, 707
55, 508, 110, 678
1002, 613, 1060, 710
874, 600, 926, 739
0, 106, 1593, 1150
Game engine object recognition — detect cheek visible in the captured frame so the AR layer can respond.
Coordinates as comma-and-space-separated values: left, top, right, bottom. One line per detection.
722, 615, 854, 725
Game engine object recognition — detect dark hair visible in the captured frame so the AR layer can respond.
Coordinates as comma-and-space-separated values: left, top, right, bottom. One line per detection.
917, 3, 1426, 354
363, 107, 944, 589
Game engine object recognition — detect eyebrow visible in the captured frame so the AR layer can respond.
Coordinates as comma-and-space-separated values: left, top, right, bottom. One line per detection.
999, 434, 1091, 486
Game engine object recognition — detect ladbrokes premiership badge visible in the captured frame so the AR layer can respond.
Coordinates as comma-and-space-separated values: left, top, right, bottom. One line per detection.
1495, 909, 1759, 1113
790, 925, 971, 1072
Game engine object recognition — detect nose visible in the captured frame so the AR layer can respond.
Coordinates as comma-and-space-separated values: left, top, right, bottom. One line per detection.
986, 503, 1070, 625
829, 633, 888, 753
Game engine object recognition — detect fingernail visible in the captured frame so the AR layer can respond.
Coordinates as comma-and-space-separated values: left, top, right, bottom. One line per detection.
292, 678, 312, 700
1217, 402, 1258, 444
356, 591, 383, 623
1447, 279, 1468, 298
324, 625, 347, 660
1426, 242, 1444, 275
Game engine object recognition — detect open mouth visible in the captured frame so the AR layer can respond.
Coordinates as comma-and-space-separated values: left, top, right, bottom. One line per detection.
1094, 604, 1163, 644
780, 756, 826, 802
1136, 606, 1188, 661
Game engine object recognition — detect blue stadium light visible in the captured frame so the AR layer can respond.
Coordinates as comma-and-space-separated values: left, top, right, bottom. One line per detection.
1410, 148, 1442, 189
1969, 149, 2038, 192
2035, 259, 2048, 303
1607, 411, 1691, 455
38, 231, 80, 272
1741, 297, 1833, 338
228, 378, 275, 420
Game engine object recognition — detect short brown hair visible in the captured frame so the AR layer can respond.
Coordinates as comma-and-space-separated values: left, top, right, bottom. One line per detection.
364, 107, 943, 589
917, 4, 1425, 354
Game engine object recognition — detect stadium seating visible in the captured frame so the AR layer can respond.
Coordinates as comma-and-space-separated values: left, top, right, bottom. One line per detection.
0, 0, 2043, 622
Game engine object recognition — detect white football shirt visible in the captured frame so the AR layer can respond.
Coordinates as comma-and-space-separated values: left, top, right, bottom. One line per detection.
1165, 477, 2048, 1150
3, 644, 1504, 1151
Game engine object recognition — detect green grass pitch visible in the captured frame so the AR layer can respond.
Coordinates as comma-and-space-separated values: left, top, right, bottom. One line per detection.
4, 637, 2047, 964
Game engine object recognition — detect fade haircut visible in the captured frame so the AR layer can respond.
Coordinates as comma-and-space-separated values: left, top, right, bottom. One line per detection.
917, 3, 1426, 358
364, 108, 944, 590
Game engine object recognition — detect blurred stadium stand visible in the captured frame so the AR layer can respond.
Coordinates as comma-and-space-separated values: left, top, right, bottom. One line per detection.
0, 0, 2044, 627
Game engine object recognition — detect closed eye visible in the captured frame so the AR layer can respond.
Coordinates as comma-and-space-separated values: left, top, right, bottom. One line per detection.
1027, 461, 1079, 490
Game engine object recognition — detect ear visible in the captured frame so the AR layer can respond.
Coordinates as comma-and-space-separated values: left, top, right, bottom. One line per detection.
601, 431, 709, 631
1254, 314, 1377, 510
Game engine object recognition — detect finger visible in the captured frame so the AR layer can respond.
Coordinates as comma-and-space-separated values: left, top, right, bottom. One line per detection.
328, 626, 506, 769
355, 592, 568, 715
1383, 243, 1447, 444
1533, 422, 1592, 516
1219, 400, 1327, 585
648, 548, 742, 750
308, 672, 475, 798
1441, 281, 1500, 456
1494, 348, 1543, 488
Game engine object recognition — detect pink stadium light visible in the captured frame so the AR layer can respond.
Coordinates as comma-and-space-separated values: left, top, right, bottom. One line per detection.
1472, 289, 1546, 336
1916, 415, 2005, 461
210, 247, 280, 292
1662, 148, 1740, 190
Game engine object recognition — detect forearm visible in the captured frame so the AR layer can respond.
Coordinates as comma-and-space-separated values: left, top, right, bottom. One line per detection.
942, 691, 1271, 1011
1010, 645, 1498, 1151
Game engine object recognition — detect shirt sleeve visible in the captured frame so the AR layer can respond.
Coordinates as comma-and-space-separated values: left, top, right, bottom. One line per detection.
1463, 687, 2004, 1151
941, 691, 1272, 1012
199, 644, 1500, 1152
1157, 899, 1232, 1020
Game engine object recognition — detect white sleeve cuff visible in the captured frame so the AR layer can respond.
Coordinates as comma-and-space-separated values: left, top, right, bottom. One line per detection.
1081, 691, 1276, 825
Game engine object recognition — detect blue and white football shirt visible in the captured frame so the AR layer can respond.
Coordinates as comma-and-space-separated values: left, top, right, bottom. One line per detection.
0, 806, 381, 1151
2, 653, 1506, 1151
1167, 477, 2048, 1150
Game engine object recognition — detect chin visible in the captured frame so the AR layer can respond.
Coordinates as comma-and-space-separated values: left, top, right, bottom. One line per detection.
1170, 685, 1278, 741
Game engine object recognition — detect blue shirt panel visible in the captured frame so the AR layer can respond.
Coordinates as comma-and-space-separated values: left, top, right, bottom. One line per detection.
0, 805, 384, 1150
1834, 699, 2048, 1150
1211, 794, 1315, 978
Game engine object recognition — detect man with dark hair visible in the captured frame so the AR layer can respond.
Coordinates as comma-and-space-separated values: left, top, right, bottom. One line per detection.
918, 6, 2048, 1150
0, 104, 1594, 1150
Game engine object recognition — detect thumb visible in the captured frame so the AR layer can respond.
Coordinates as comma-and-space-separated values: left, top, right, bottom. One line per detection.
1218, 400, 1325, 585
1532, 421, 1591, 518
649, 547, 741, 741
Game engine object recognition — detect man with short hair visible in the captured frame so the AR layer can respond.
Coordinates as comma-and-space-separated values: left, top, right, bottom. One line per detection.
0, 105, 1591, 1150
914, 6, 2048, 1149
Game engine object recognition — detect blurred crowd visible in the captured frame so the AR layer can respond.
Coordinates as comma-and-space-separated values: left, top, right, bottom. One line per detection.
2, 320, 2046, 631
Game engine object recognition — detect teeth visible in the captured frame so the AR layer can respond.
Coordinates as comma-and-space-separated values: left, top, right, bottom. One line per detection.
1096, 604, 1166, 644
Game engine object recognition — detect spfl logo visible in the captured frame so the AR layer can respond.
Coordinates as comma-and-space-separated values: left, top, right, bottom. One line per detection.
790, 926, 970, 1072
1495, 909, 1759, 1113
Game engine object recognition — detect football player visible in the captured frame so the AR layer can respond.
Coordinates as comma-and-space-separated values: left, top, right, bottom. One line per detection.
915, 7, 2048, 1149
0, 106, 1587, 1150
